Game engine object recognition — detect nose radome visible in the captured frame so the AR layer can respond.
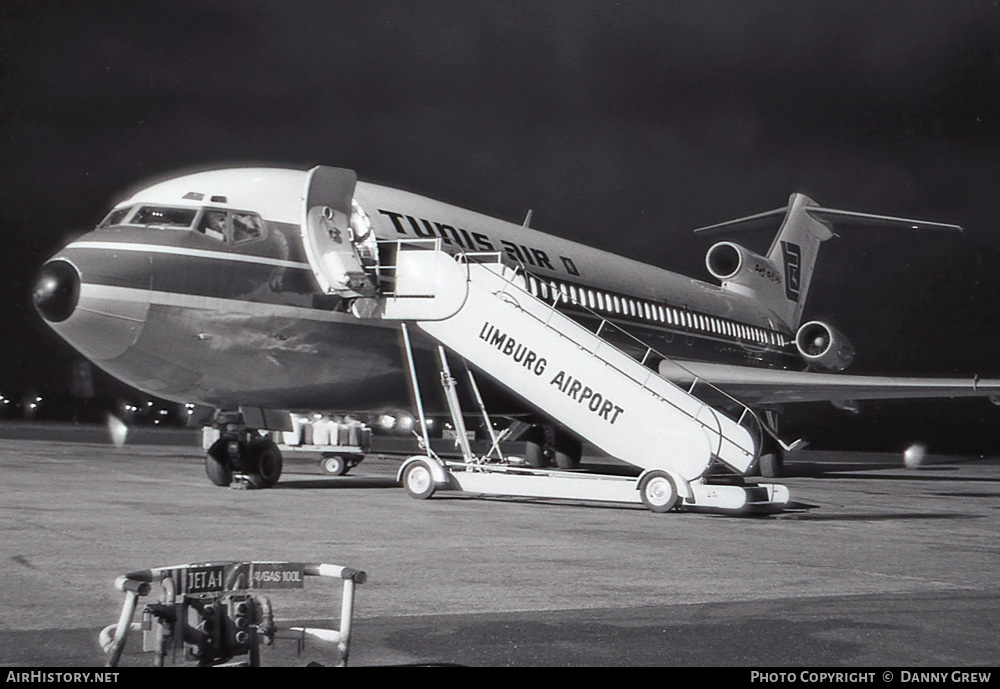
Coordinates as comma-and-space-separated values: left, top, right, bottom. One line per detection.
33, 260, 81, 323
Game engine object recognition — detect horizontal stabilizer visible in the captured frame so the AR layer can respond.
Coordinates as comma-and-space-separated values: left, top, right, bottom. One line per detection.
805, 207, 962, 232
693, 207, 788, 235
694, 201, 962, 236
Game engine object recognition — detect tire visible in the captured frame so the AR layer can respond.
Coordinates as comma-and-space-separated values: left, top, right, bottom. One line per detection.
523, 425, 550, 468
402, 460, 436, 499
639, 471, 678, 513
247, 439, 283, 488
553, 429, 582, 470
205, 440, 232, 487
759, 451, 784, 479
321, 454, 347, 476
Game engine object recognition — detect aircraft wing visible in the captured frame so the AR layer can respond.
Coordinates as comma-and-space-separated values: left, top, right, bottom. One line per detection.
665, 360, 1000, 406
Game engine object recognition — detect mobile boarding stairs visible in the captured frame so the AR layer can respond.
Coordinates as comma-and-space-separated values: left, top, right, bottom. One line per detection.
333, 239, 789, 513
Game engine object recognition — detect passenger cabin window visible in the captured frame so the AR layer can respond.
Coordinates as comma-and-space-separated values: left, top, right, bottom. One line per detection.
131, 206, 197, 229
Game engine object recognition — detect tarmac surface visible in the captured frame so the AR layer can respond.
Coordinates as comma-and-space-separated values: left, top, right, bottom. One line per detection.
0, 422, 998, 667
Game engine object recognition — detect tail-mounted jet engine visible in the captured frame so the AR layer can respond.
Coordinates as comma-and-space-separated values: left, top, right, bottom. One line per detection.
705, 242, 784, 303
794, 320, 855, 371
706, 242, 748, 280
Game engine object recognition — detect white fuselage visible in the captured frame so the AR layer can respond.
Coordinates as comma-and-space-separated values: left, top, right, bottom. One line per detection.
35, 167, 795, 414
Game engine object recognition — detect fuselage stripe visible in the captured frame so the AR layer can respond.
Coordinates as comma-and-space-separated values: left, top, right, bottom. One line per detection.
79, 283, 360, 325
68, 241, 311, 270
66, 239, 791, 362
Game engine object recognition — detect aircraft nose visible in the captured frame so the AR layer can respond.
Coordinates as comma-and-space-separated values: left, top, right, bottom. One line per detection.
33, 260, 81, 323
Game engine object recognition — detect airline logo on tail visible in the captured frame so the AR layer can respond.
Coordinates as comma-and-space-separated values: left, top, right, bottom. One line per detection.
780, 241, 801, 302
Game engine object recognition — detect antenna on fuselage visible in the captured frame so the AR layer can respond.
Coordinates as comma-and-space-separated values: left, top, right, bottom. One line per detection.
522, 209, 533, 228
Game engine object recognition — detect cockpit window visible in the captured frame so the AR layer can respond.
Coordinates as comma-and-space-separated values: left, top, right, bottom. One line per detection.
99, 206, 133, 227
131, 206, 198, 229
194, 209, 265, 244
197, 210, 228, 242
99, 203, 265, 244
231, 212, 264, 242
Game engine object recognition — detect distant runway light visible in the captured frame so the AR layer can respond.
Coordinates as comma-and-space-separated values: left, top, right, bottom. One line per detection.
904, 443, 928, 469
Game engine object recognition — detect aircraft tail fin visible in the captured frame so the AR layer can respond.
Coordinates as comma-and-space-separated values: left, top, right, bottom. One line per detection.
695, 193, 961, 329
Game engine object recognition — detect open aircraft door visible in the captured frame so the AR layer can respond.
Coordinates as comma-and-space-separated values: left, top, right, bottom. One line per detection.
301, 166, 379, 298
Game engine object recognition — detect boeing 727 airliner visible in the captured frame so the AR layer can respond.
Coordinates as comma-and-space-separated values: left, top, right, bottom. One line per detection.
31, 166, 1000, 507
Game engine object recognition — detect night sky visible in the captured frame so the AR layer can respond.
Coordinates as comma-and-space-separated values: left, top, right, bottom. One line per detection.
4, 1, 1000, 445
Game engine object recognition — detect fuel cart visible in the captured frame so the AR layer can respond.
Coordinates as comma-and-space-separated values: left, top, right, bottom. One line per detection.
99, 560, 366, 667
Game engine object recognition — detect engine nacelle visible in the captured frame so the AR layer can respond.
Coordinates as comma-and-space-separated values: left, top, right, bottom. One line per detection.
795, 320, 855, 371
706, 241, 749, 280
705, 242, 785, 302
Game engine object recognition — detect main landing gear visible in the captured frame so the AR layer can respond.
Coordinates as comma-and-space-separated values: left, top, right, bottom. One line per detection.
752, 409, 797, 479
757, 449, 785, 479
205, 412, 284, 489
522, 425, 583, 470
